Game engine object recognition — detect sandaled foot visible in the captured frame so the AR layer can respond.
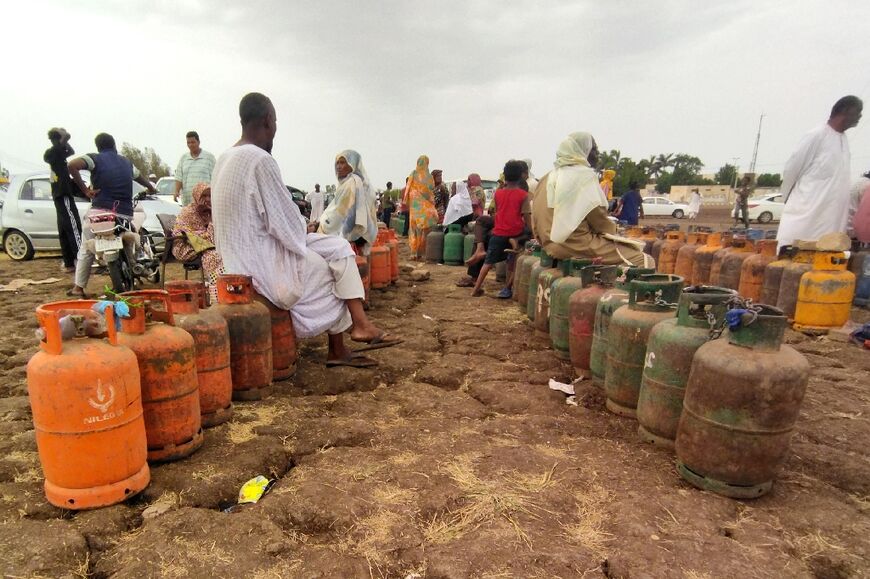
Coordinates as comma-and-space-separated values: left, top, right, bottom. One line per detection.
326, 355, 379, 368
471, 288, 484, 297
66, 287, 87, 298
497, 287, 513, 299
352, 332, 404, 352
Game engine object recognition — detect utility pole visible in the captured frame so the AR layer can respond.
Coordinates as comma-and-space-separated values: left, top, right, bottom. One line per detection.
748, 113, 765, 176
731, 157, 741, 189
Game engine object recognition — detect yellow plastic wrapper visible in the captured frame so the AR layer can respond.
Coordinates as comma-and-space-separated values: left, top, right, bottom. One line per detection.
238, 475, 273, 504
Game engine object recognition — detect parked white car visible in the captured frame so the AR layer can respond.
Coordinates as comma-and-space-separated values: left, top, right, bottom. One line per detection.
731, 193, 784, 223
642, 196, 690, 219
0, 171, 181, 261
154, 176, 181, 206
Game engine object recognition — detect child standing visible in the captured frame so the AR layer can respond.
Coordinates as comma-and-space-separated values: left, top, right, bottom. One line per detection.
471, 160, 532, 298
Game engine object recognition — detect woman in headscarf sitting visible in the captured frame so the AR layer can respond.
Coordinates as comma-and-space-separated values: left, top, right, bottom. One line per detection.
467, 173, 486, 218
443, 179, 474, 228
171, 182, 225, 299
402, 155, 439, 260
532, 133, 653, 267
318, 150, 378, 253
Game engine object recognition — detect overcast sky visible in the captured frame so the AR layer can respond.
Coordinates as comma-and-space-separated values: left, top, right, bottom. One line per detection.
2, 0, 869, 189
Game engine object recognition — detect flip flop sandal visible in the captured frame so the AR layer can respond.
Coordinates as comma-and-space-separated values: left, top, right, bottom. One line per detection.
455, 277, 475, 287
471, 289, 484, 297
326, 355, 379, 368
352, 333, 405, 352
66, 288, 88, 298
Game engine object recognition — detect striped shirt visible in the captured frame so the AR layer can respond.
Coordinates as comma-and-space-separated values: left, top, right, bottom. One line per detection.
175, 149, 216, 206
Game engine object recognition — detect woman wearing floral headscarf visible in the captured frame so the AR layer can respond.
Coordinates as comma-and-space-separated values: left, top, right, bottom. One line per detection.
531, 132, 652, 267
172, 182, 225, 299
318, 149, 378, 253
402, 155, 438, 260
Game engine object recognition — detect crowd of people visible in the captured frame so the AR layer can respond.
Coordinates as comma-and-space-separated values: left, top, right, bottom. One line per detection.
40, 93, 869, 356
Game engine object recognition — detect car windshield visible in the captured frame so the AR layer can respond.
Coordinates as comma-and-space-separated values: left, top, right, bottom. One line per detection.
156, 180, 175, 196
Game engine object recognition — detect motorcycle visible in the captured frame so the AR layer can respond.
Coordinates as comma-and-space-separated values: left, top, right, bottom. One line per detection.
83, 197, 161, 293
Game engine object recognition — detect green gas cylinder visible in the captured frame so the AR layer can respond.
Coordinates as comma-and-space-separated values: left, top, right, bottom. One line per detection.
588, 267, 655, 385
443, 224, 464, 265
515, 243, 541, 307
527, 250, 552, 321
463, 233, 476, 263
533, 258, 567, 336
636, 286, 735, 448
548, 258, 594, 358
604, 274, 683, 417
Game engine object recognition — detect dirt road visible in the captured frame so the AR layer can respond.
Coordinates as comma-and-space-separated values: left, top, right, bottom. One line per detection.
0, 248, 868, 578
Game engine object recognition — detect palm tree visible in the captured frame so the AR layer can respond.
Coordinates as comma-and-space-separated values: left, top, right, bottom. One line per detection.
597, 149, 621, 173
655, 153, 675, 172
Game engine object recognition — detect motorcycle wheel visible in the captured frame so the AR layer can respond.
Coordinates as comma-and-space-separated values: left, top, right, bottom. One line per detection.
108, 253, 135, 293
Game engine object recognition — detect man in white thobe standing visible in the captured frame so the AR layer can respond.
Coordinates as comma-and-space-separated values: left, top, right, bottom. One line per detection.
210, 92, 401, 368
777, 95, 863, 249
308, 183, 325, 223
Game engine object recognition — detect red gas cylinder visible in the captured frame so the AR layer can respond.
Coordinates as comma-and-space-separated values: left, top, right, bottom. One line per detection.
568, 266, 617, 378
708, 233, 736, 285
119, 291, 203, 462
717, 237, 755, 291
27, 301, 149, 509
210, 274, 273, 401
674, 232, 708, 285
356, 254, 371, 304
738, 239, 778, 302
165, 281, 234, 428
252, 293, 298, 382
386, 230, 400, 283
371, 236, 392, 289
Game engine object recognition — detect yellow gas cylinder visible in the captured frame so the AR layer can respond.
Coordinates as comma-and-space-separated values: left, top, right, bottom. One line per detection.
793, 251, 856, 333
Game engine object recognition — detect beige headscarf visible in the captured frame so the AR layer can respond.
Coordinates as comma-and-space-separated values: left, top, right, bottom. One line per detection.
546, 132, 607, 244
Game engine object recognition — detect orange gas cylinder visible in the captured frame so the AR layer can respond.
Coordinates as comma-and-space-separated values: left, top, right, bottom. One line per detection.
707, 233, 736, 285
625, 226, 643, 238
119, 291, 203, 463
692, 232, 727, 285
793, 251, 856, 333
738, 239, 778, 302
371, 237, 392, 289
760, 246, 794, 305
27, 301, 149, 509
776, 248, 815, 320
657, 231, 686, 274
166, 281, 234, 428
252, 293, 298, 382
387, 230, 400, 283
717, 237, 755, 290
356, 254, 371, 304
210, 274, 273, 400
674, 232, 708, 285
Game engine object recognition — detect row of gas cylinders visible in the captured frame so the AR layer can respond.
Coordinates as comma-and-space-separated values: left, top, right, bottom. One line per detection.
513, 245, 812, 499
640, 227, 862, 332
358, 228, 401, 300
26, 274, 305, 510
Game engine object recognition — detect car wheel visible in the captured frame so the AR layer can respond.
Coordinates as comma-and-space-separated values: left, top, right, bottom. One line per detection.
672, 209, 685, 219
758, 211, 773, 224
3, 230, 35, 261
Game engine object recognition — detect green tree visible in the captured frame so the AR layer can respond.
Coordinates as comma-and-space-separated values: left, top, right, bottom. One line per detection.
612, 158, 648, 196
120, 143, 170, 180
714, 163, 738, 186
597, 149, 622, 174
756, 173, 783, 187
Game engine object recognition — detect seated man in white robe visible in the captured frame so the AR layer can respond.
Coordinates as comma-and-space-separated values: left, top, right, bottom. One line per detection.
777, 95, 863, 250
211, 92, 401, 368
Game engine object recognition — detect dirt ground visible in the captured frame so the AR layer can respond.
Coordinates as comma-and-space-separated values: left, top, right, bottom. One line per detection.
1, 237, 869, 579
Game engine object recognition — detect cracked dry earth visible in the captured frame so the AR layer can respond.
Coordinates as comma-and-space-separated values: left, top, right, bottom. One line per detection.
1, 248, 869, 579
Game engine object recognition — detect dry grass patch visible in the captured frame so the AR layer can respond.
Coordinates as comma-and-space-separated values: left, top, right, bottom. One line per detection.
371, 484, 418, 508
388, 450, 419, 468
789, 531, 849, 560
561, 476, 613, 560
423, 456, 559, 548
225, 404, 283, 444
12, 466, 41, 484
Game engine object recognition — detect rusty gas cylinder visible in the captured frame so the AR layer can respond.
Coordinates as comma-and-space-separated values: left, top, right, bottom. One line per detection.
210, 274, 273, 401
515, 243, 541, 309
119, 290, 203, 462
252, 293, 298, 382
512, 242, 535, 303
568, 265, 617, 378
759, 246, 794, 305
775, 247, 815, 320
717, 237, 755, 291
673, 232, 708, 285
534, 258, 567, 336
166, 282, 233, 428
692, 232, 727, 286
657, 231, 686, 274
793, 251, 856, 333
549, 258, 594, 358
604, 274, 683, 417
527, 250, 552, 321
676, 305, 810, 498
636, 286, 735, 448
588, 266, 655, 385
27, 301, 149, 509
738, 239, 778, 302
707, 233, 738, 286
